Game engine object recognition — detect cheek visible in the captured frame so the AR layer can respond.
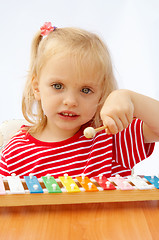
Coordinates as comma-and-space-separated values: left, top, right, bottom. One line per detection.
40, 97, 53, 114
82, 99, 99, 117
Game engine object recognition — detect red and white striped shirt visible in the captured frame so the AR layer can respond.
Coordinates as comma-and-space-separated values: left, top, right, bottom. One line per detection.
0, 119, 154, 178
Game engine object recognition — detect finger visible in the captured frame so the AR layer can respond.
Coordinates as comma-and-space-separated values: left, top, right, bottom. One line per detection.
119, 114, 130, 129
102, 116, 119, 135
105, 128, 111, 135
103, 114, 130, 134
126, 112, 134, 125
113, 116, 125, 133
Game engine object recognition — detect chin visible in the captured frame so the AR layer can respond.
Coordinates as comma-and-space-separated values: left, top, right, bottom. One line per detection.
59, 125, 80, 132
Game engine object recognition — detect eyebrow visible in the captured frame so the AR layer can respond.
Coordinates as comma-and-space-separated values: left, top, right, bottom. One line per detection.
48, 77, 65, 82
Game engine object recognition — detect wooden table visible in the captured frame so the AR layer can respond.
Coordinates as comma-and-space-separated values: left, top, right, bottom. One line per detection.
0, 200, 159, 240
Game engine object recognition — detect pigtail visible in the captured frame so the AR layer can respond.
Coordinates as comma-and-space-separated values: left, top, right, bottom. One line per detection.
29, 30, 43, 73
22, 31, 43, 125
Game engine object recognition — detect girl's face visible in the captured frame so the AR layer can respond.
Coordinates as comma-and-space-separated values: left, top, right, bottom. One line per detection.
33, 54, 102, 137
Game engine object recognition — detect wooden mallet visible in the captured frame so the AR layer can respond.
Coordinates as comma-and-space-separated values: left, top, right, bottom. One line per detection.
84, 125, 107, 138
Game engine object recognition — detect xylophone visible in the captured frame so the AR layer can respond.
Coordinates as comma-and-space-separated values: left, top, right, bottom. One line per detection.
0, 173, 159, 207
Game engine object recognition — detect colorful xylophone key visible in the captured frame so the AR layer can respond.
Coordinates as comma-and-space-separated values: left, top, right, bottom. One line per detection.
0, 176, 6, 195
127, 175, 153, 190
42, 175, 62, 193
59, 174, 80, 192
94, 174, 116, 190
144, 176, 159, 189
24, 174, 43, 193
7, 173, 25, 194
76, 174, 98, 192
110, 174, 134, 190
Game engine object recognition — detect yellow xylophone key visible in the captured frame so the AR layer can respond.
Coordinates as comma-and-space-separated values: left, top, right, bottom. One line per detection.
76, 176, 98, 192
59, 174, 80, 193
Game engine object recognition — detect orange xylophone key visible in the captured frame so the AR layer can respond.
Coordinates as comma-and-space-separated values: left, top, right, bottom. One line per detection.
76, 175, 98, 192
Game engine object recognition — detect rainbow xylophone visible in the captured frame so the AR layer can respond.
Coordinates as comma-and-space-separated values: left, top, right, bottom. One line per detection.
0, 173, 159, 207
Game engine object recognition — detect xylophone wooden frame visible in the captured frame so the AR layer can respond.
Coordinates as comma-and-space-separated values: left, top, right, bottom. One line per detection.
1, 188, 159, 207
1, 178, 159, 207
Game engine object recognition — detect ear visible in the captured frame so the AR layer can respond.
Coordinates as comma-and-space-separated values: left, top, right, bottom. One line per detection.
32, 77, 41, 101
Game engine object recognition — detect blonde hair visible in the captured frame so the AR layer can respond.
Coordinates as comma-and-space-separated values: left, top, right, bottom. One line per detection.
22, 27, 117, 133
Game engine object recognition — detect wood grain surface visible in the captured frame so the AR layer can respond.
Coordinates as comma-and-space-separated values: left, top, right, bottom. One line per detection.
0, 201, 159, 240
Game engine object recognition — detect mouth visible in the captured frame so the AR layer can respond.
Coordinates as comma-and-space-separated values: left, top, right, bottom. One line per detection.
58, 111, 79, 119
60, 112, 77, 117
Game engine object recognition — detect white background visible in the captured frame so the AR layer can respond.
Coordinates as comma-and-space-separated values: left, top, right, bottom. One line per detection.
0, 0, 159, 174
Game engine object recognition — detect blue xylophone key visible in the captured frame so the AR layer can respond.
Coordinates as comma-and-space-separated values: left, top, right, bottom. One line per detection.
24, 175, 43, 193
144, 176, 159, 189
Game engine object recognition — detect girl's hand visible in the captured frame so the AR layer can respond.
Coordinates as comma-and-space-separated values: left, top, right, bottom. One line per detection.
100, 89, 134, 134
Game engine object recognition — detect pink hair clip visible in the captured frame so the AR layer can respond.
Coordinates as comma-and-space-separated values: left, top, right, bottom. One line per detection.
40, 22, 56, 36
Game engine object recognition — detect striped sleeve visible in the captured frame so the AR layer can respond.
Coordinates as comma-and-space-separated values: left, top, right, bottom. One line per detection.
0, 153, 10, 176
111, 118, 155, 176
0, 129, 26, 177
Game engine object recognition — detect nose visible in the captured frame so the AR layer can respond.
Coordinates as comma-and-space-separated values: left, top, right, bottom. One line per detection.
63, 92, 78, 107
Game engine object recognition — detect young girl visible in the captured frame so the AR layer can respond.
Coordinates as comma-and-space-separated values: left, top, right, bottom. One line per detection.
1, 22, 159, 178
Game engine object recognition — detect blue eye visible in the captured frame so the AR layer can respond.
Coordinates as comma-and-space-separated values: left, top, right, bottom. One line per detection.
81, 88, 92, 94
53, 83, 63, 90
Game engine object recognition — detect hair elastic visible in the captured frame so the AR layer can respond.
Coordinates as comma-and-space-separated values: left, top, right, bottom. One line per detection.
40, 22, 57, 36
